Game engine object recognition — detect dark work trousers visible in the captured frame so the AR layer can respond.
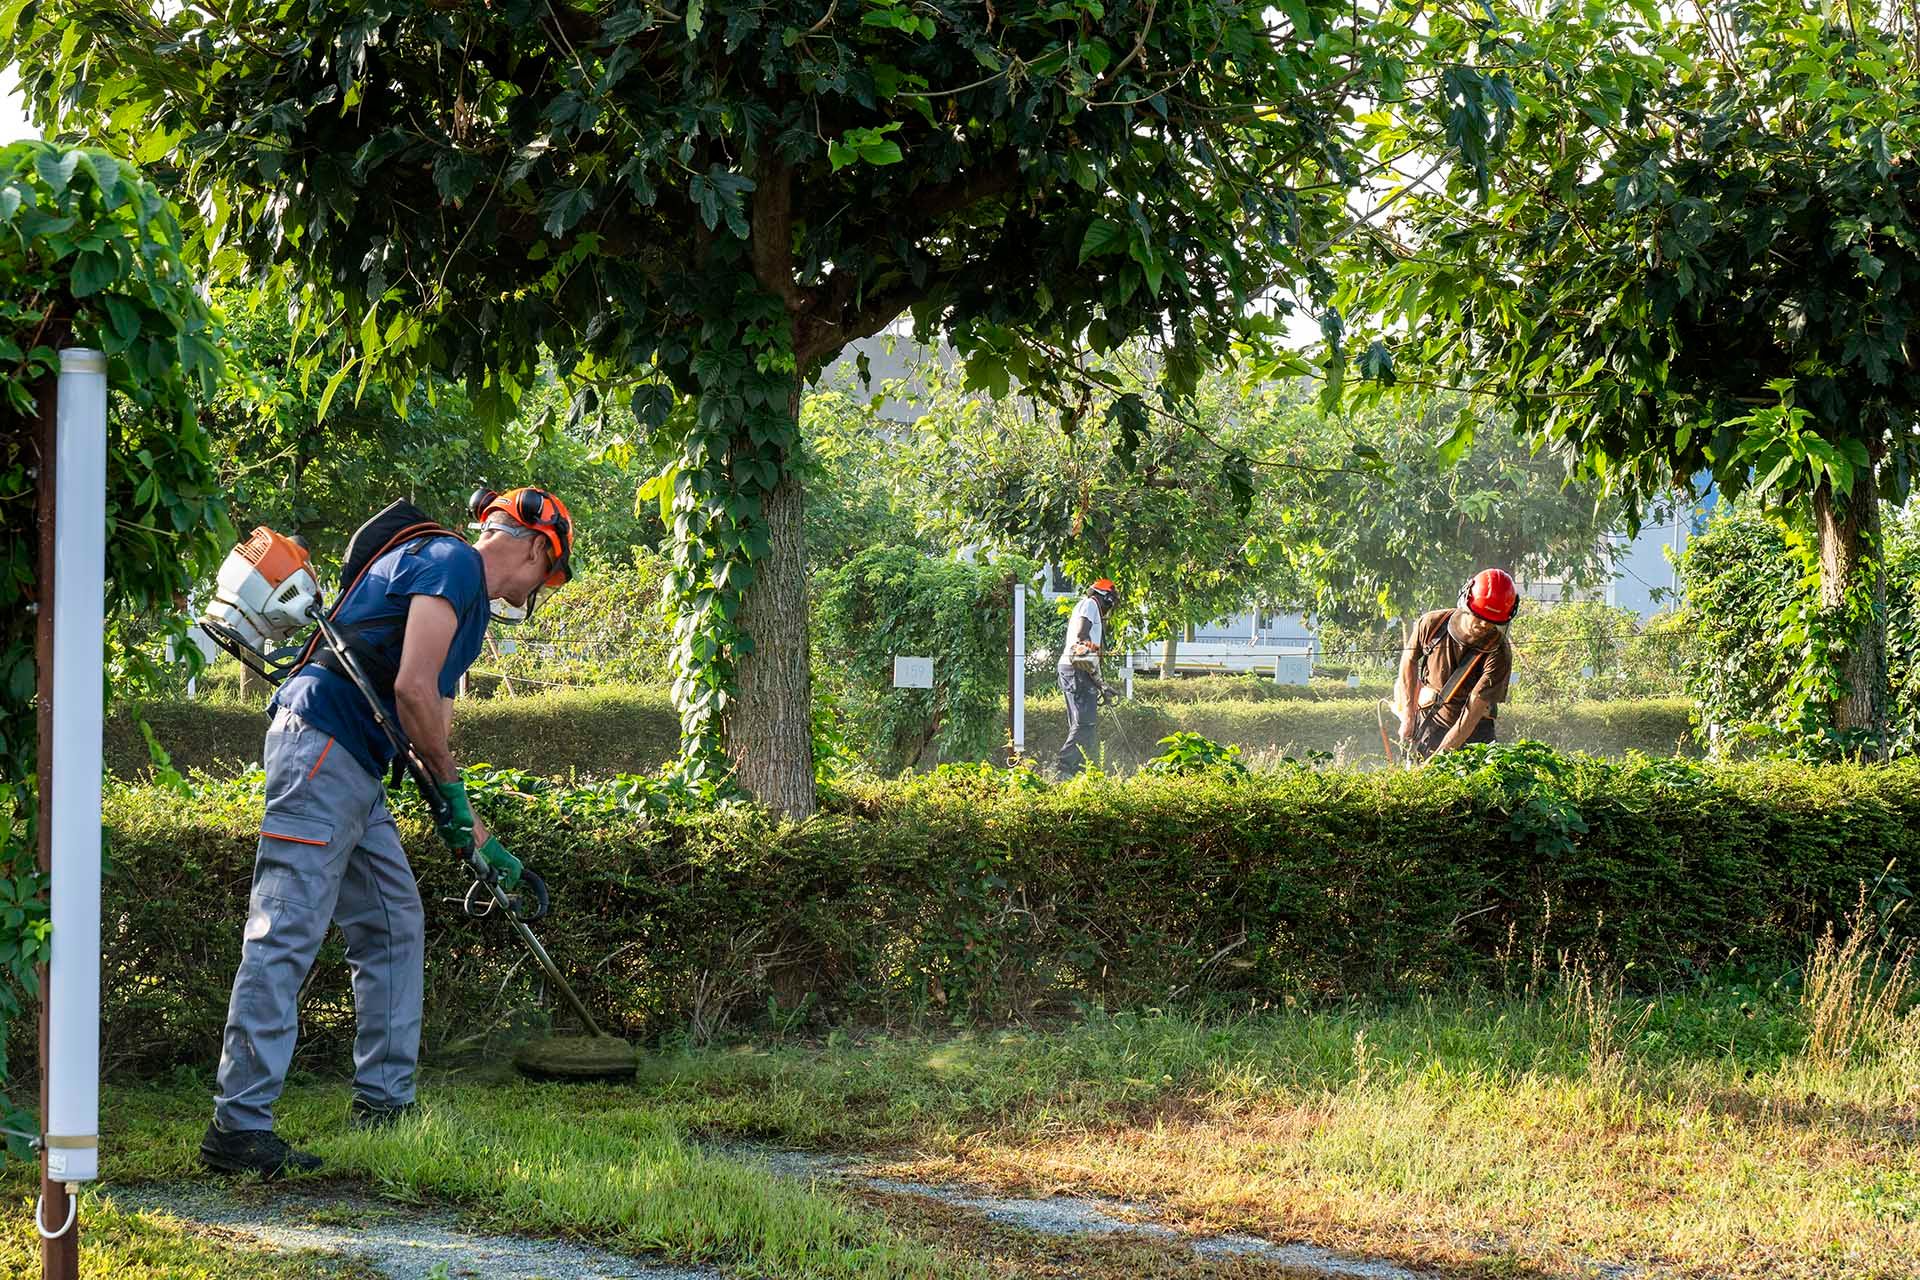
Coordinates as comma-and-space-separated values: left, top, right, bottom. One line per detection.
1055, 666, 1101, 777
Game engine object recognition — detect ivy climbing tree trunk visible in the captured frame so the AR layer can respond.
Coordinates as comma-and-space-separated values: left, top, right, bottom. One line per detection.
727, 457, 815, 818
1813, 476, 1890, 745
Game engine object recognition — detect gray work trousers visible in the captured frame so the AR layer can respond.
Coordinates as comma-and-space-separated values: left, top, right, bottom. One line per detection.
1055, 666, 1100, 777
213, 709, 424, 1132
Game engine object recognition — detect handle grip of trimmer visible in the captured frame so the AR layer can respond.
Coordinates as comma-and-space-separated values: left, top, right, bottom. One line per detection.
461, 850, 549, 923
512, 867, 550, 922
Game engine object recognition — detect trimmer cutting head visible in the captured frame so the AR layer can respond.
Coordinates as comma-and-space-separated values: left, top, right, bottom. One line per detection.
510, 1034, 639, 1082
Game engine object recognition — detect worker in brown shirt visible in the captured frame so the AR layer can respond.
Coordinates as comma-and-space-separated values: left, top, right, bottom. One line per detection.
1394, 569, 1518, 758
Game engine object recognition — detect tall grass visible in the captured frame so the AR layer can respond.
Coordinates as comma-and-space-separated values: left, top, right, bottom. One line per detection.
1801, 888, 1916, 1070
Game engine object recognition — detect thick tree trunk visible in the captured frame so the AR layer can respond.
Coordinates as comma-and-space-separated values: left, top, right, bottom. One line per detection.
1812, 477, 1889, 746
725, 395, 816, 817
1159, 632, 1178, 678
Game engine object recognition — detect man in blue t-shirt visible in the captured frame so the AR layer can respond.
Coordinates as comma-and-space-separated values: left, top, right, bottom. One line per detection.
202, 488, 575, 1179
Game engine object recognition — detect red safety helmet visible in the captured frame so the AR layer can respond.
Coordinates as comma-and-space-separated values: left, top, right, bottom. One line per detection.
469, 486, 574, 589
1460, 568, 1519, 624
1088, 578, 1118, 608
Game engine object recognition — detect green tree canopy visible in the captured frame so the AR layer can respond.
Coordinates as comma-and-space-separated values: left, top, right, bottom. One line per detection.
911, 365, 1619, 640
909, 354, 1281, 642
1333, 0, 1920, 746
11, 0, 1506, 812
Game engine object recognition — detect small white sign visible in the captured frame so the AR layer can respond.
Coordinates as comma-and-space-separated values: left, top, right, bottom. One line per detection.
1346, 673, 1361, 689
893, 655, 934, 688
1273, 654, 1312, 686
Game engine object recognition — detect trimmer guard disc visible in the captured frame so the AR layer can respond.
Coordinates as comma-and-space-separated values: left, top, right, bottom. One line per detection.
511, 1034, 639, 1082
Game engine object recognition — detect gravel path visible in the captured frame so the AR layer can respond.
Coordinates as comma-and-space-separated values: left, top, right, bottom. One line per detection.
115, 1184, 722, 1280
722, 1145, 1444, 1279
119, 1152, 1636, 1280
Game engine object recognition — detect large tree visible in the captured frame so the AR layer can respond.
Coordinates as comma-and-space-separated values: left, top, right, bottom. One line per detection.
1333, 0, 1920, 749
10, 0, 1500, 812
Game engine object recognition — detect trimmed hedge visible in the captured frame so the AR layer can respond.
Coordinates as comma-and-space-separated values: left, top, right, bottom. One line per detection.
108, 685, 683, 780
1117, 675, 1394, 703
76, 751, 1917, 1078
111, 687, 1693, 780
1022, 697, 1697, 769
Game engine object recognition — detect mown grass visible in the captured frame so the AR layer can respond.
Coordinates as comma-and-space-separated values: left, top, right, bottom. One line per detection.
0, 1082, 963, 1280
25, 951, 1915, 1279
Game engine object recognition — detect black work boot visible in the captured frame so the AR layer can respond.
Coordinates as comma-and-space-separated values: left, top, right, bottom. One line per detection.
200, 1120, 323, 1178
347, 1098, 418, 1132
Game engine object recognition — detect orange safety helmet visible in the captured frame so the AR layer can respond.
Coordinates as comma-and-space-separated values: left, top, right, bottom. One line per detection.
469, 486, 574, 589
1460, 568, 1519, 624
1088, 578, 1118, 608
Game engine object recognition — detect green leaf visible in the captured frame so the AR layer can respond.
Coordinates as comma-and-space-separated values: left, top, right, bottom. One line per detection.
1751, 451, 1799, 498
434, 150, 487, 203
315, 363, 353, 422
79, 152, 121, 204
101, 296, 143, 347
541, 186, 594, 236
34, 148, 80, 195
685, 0, 704, 38
1357, 340, 1395, 385
1079, 219, 1126, 263
70, 248, 119, 297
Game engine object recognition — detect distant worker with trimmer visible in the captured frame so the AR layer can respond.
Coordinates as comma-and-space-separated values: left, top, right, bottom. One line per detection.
201, 487, 573, 1178
1056, 577, 1119, 777
1393, 569, 1517, 760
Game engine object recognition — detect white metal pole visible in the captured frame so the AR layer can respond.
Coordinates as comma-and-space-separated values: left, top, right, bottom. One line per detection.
1011, 583, 1026, 753
46, 349, 105, 1186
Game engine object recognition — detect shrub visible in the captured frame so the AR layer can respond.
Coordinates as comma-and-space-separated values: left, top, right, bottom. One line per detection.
1142, 731, 1249, 777
0, 142, 230, 1151
1677, 504, 1920, 755
814, 546, 1032, 772
59, 751, 1920, 1079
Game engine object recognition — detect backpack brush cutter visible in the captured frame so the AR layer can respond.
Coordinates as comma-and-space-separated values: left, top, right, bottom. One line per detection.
199, 517, 637, 1082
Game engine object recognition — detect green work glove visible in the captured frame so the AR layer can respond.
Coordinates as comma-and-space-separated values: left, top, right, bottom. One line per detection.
432, 780, 475, 851
474, 835, 524, 891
